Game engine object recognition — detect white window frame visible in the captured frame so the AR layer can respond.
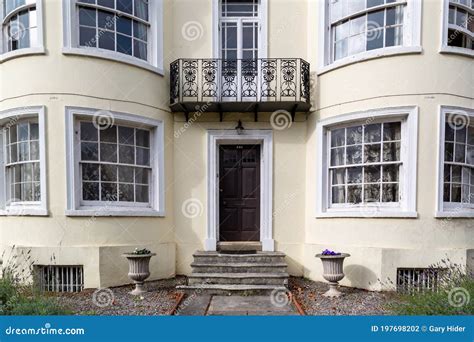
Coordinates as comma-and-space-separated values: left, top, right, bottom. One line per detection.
0, 0, 45, 62
316, 106, 418, 218
0, 106, 47, 216
62, 0, 164, 75
65, 107, 165, 217
212, 0, 268, 59
317, 0, 422, 74
440, 0, 474, 57
435, 106, 474, 218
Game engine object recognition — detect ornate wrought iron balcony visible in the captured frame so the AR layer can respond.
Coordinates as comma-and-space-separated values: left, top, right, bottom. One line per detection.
170, 58, 311, 120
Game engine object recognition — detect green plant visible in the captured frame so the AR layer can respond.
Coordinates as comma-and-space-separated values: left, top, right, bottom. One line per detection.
131, 248, 152, 255
389, 260, 474, 315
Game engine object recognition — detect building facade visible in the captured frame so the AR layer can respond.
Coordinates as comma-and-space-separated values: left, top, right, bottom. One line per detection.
0, 0, 472, 291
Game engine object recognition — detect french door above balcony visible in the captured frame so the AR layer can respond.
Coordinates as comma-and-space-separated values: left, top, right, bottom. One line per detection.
220, 20, 259, 60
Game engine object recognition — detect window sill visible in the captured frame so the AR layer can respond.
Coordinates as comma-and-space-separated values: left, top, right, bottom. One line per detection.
0, 47, 46, 63
317, 46, 423, 75
65, 208, 165, 217
62, 47, 164, 75
435, 211, 474, 218
316, 210, 418, 218
439, 46, 474, 58
0, 208, 48, 216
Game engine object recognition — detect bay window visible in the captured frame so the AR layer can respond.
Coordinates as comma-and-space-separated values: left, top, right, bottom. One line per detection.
62, 0, 164, 73
65, 107, 164, 216
316, 107, 418, 217
442, 0, 474, 56
319, 0, 421, 70
0, 106, 47, 216
1, 0, 44, 60
437, 107, 474, 217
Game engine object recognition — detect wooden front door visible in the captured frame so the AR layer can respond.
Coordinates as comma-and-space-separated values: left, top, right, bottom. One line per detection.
219, 144, 261, 242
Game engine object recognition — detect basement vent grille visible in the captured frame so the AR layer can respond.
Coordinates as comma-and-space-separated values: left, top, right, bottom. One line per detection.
396, 268, 443, 293
36, 265, 84, 293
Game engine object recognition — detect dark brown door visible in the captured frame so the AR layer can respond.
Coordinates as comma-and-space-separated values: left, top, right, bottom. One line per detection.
219, 144, 260, 242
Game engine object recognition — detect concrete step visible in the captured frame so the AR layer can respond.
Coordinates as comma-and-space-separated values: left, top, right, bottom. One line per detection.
217, 242, 262, 252
193, 251, 286, 264
176, 284, 288, 296
188, 272, 289, 286
191, 262, 287, 274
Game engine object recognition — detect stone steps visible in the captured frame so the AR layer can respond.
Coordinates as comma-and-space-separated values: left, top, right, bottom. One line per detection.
178, 250, 289, 295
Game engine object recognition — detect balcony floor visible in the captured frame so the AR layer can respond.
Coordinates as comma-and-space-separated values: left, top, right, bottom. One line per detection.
170, 101, 311, 114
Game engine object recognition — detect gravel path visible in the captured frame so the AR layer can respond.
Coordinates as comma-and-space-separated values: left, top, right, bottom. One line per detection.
289, 277, 396, 315
56, 277, 186, 316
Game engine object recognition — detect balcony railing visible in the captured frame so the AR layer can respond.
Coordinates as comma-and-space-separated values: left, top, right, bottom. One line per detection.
170, 58, 310, 116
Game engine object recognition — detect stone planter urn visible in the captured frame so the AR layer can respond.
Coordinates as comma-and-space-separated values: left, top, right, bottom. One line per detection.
122, 250, 156, 295
316, 251, 350, 297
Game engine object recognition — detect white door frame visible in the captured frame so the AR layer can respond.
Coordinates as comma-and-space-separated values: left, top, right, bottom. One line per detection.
206, 129, 274, 251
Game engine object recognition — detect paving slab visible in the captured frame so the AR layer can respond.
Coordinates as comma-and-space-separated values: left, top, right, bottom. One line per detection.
174, 294, 211, 316
206, 295, 299, 316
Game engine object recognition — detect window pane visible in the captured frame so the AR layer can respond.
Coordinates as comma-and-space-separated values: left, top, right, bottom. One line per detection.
135, 185, 149, 203
101, 183, 117, 201
332, 168, 346, 185
18, 141, 29, 161
347, 167, 362, 183
30, 141, 39, 160
364, 184, 380, 202
80, 26, 97, 46
454, 144, 466, 163
118, 166, 134, 183
119, 183, 134, 202
135, 168, 149, 184
134, 0, 149, 20
364, 144, 381, 163
30, 123, 39, 140
455, 126, 467, 143
81, 142, 99, 161
331, 147, 345, 166
133, 40, 147, 60
82, 163, 100, 181
467, 145, 473, 165
119, 126, 135, 145
33, 162, 40, 181
332, 186, 345, 204
83, 182, 100, 201
382, 164, 399, 182
117, 34, 132, 55
383, 122, 401, 141
18, 122, 29, 141
346, 145, 362, 164
364, 124, 381, 142
365, 165, 381, 183
10, 143, 18, 163
383, 142, 401, 161
119, 145, 135, 164
98, 0, 115, 9
468, 125, 474, 145
347, 126, 363, 144
100, 126, 117, 142
367, 0, 384, 8
10, 124, 18, 143
347, 185, 362, 204
445, 122, 455, 141
98, 30, 115, 50
100, 164, 117, 182
444, 183, 451, 202
21, 163, 33, 182
451, 184, 461, 202
452, 165, 462, 183
331, 128, 345, 147
81, 123, 98, 141
79, 7, 96, 27
22, 182, 33, 201
334, 38, 348, 60
100, 143, 117, 162
117, 16, 132, 35
117, 0, 133, 14
98, 10, 114, 29
136, 147, 150, 166
366, 30, 384, 50
136, 129, 150, 147
445, 142, 454, 161
349, 33, 365, 55
382, 184, 399, 202
133, 21, 148, 40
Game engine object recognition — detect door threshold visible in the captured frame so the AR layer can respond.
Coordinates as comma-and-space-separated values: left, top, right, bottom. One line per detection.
217, 242, 262, 253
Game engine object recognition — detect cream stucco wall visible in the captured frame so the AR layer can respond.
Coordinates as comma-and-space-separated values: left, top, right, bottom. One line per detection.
0, 0, 472, 291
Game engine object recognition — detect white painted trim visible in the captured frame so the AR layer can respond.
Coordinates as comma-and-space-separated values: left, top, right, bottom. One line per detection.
61, 0, 164, 75
65, 107, 165, 217
315, 106, 419, 218
206, 129, 273, 251
0, 106, 48, 216
435, 106, 474, 218
318, 0, 423, 71
0, 0, 45, 60
212, 0, 268, 59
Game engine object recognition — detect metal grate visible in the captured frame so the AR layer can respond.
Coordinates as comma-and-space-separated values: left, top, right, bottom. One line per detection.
35, 265, 84, 293
396, 268, 443, 294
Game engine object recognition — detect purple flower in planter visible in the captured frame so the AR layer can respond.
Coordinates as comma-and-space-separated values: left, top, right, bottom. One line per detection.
321, 249, 341, 256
